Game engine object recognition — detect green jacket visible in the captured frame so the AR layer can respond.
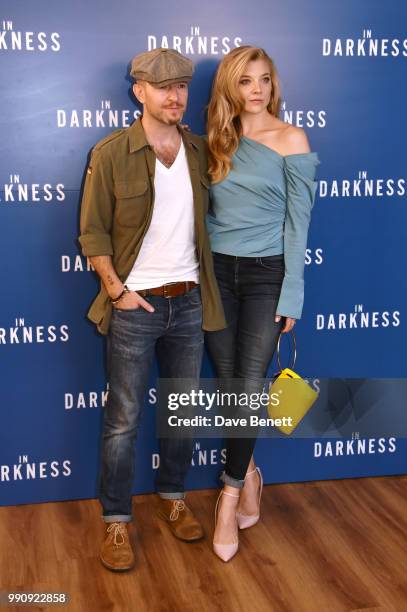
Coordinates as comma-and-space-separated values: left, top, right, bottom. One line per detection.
78, 119, 226, 335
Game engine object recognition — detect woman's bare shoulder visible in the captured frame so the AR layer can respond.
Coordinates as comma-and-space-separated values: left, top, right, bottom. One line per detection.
252, 119, 311, 156
277, 123, 311, 155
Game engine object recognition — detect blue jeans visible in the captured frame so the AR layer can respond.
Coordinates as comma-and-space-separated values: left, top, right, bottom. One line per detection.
205, 253, 284, 489
99, 286, 204, 523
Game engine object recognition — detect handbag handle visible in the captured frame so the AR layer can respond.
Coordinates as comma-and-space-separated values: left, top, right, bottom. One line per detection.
276, 330, 297, 371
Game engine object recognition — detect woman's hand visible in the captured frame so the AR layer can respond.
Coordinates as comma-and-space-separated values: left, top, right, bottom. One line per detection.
275, 315, 296, 333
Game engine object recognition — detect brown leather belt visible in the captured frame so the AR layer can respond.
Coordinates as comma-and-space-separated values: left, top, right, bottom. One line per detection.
138, 281, 198, 298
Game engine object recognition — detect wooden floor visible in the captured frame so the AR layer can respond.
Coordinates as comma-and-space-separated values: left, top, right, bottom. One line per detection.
0, 476, 406, 612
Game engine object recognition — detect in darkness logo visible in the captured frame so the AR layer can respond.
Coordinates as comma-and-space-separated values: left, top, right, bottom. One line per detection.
147, 25, 242, 55
0, 20, 61, 51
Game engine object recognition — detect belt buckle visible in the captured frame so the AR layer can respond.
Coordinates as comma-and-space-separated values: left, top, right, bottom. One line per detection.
163, 283, 176, 298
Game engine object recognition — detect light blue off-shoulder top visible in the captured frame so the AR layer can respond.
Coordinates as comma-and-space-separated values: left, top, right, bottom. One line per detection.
206, 135, 320, 319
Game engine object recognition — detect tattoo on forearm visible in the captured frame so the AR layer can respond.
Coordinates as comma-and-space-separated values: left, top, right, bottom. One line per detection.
107, 274, 115, 286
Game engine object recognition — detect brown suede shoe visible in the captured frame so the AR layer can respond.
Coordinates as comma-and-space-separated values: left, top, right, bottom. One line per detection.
156, 498, 204, 542
100, 522, 135, 572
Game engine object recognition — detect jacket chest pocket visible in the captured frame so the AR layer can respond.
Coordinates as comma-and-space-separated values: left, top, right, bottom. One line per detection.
200, 175, 210, 214
114, 180, 149, 227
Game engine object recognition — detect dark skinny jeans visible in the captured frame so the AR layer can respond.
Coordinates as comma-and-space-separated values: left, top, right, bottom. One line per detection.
205, 252, 284, 488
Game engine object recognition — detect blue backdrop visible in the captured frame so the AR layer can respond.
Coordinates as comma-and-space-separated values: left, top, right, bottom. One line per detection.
1, 0, 406, 507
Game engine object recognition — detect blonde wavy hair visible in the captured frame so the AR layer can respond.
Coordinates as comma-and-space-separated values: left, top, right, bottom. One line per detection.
207, 46, 281, 183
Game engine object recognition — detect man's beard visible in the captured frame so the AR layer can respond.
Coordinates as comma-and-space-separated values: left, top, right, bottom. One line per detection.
150, 106, 184, 126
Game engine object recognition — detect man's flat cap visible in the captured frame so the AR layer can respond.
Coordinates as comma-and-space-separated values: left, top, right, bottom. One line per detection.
130, 48, 194, 86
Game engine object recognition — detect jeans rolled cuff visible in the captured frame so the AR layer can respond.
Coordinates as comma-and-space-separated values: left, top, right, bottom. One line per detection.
157, 491, 186, 500
219, 470, 245, 489
102, 514, 132, 523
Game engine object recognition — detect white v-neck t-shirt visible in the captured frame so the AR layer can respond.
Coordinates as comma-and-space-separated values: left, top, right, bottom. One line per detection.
124, 139, 199, 290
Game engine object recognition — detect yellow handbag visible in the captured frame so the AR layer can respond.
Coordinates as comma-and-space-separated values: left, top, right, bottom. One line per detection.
268, 330, 318, 435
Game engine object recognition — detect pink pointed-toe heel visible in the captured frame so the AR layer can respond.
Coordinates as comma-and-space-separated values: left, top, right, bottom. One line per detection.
236, 466, 263, 530
213, 490, 240, 562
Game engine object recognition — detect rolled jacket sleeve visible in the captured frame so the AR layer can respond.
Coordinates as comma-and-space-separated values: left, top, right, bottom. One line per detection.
78, 147, 114, 257
276, 152, 320, 319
